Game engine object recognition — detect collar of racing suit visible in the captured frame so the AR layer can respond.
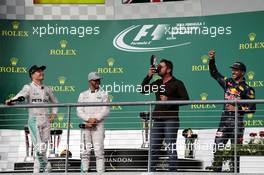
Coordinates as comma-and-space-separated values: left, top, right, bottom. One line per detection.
232, 77, 246, 84
31, 81, 44, 89
88, 88, 101, 94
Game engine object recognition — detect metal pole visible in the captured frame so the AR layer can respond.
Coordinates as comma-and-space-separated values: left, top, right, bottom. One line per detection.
65, 106, 71, 173
147, 104, 152, 172
24, 128, 29, 158
234, 101, 238, 173
1, 99, 263, 109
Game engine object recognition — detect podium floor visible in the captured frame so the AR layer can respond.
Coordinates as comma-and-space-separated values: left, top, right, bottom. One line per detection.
14, 149, 203, 172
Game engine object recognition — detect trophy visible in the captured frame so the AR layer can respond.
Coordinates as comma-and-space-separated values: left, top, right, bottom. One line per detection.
49, 129, 63, 158
140, 112, 150, 148
182, 128, 198, 158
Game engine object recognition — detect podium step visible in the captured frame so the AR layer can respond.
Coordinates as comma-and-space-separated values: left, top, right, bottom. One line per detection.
14, 149, 203, 172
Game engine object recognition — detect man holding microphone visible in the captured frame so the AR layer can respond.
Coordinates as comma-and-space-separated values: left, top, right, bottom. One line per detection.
5, 65, 58, 173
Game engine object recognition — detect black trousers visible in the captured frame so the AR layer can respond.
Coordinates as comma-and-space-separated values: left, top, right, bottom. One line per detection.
213, 112, 244, 172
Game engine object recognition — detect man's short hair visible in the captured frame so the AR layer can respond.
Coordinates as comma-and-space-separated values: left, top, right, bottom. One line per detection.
160, 59, 173, 75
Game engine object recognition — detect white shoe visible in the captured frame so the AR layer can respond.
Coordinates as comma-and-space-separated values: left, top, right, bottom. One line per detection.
33, 167, 40, 173
81, 159, 89, 173
44, 162, 52, 173
33, 161, 40, 173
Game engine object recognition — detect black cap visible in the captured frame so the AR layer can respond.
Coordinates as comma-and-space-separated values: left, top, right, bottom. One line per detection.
230, 62, 246, 72
29, 65, 46, 77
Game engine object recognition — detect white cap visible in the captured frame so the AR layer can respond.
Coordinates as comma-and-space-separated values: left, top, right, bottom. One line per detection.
88, 72, 101, 81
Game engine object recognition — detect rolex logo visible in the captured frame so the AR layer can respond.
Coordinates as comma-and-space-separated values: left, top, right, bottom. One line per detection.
97, 58, 123, 74
248, 33, 256, 42
57, 113, 64, 122
192, 55, 209, 71
49, 77, 75, 93
108, 95, 122, 110
201, 55, 209, 64
247, 71, 255, 80
50, 40, 76, 56
246, 71, 263, 88
107, 58, 115, 67
0, 58, 27, 73
239, 32, 263, 50
109, 95, 114, 102
60, 40, 67, 49
10, 57, 18, 66
12, 21, 20, 30
1, 21, 28, 37
51, 113, 73, 129
200, 93, 208, 101
58, 76, 66, 85
247, 113, 253, 119
192, 93, 215, 109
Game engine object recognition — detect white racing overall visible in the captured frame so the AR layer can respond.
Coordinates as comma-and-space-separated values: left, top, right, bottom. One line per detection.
12, 82, 58, 173
77, 89, 109, 172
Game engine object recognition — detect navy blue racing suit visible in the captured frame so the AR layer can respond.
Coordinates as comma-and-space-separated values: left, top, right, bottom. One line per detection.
209, 59, 256, 171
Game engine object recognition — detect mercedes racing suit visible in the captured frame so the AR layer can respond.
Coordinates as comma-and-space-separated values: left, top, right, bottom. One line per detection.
11, 82, 58, 173
77, 89, 109, 172
209, 59, 256, 171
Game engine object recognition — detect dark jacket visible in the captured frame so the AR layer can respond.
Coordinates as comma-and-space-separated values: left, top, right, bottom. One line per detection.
141, 76, 189, 119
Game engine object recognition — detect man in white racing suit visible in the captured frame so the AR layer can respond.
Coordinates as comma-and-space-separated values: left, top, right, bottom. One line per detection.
5, 65, 58, 173
77, 72, 109, 173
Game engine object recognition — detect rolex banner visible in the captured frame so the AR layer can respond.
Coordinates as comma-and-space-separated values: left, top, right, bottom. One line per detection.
0, 11, 264, 130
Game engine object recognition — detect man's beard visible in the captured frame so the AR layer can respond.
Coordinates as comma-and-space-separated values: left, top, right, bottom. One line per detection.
158, 71, 164, 77
232, 74, 242, 81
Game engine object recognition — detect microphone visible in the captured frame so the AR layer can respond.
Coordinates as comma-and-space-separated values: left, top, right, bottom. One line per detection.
79, 123, 95, 129
41, 86, 44, 89
10, 96, 25, 103
79, 124, 86, 129
139, 112, 150, 120
6, 96, 25, 105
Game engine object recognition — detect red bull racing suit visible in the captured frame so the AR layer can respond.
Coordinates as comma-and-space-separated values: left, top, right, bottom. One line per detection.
209, 59, 256, 171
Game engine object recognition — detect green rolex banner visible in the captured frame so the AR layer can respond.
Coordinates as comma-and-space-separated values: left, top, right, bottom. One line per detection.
33, 0, 105, 4
0, 11, 264, 130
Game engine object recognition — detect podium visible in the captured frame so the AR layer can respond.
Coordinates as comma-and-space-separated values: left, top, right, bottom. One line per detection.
14, 149, 203, 172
